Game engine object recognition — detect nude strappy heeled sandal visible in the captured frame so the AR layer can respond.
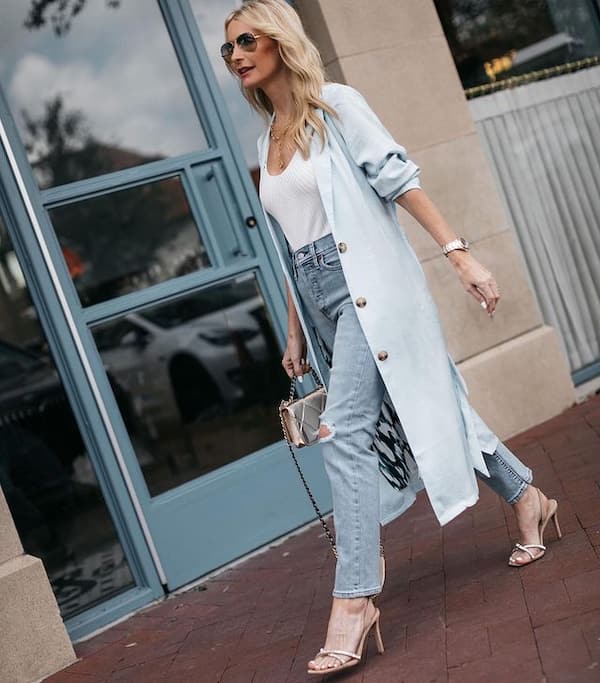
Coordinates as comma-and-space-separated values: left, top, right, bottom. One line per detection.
508, 488, 562, 567
307, 601, 385, 676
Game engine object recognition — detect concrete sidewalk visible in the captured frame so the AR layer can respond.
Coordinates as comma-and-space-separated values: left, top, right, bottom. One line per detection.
46, 393, 600, 683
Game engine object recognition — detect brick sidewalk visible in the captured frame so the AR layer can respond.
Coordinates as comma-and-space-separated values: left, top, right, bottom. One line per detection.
47, 394, 600, 683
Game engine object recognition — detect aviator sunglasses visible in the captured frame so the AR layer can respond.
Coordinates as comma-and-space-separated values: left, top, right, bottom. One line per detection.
220, 32, 264, 63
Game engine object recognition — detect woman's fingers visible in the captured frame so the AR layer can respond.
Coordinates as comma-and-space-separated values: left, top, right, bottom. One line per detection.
282, 353, 294, 378
293, 357, 304, 378
294, 356, 312, 379
467, 280, 500, 316
481, 276, 500, 315
282, 351, 311, 379
452, 254, 501, 317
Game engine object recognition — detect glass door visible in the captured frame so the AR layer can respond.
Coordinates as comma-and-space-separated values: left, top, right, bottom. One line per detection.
0, 0, 331, 591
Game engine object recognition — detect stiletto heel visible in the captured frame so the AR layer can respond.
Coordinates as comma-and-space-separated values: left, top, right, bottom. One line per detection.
373, 613, 385, 654
307, 604, 385, 675
552, 510, 562, 539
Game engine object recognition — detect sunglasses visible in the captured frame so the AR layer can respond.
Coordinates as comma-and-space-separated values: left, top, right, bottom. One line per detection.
220, 32, 264, 63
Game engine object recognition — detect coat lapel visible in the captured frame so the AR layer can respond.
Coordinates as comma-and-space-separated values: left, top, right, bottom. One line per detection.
309, 109, 336, 236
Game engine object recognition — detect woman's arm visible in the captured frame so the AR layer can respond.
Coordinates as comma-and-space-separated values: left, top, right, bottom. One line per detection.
323, 85, 499, 317
396, 188, 500, 317
282, 281, 310, 378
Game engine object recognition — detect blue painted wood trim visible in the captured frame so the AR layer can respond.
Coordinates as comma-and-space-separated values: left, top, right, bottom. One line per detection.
80, 261, 261, 325
66, 587, 160, 642
573, 359, 600, 386
0, 90, 165, 598
40, 148, 225, 204
174, 0, 291, 342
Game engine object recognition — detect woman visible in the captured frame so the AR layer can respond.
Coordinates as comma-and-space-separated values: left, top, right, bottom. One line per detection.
222, 0, 562, 676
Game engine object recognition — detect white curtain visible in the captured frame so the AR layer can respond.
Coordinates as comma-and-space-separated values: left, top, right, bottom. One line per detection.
469, 66, 600, 374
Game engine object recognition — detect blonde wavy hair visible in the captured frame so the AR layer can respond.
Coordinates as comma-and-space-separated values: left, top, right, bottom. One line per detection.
224, 0, 338, 156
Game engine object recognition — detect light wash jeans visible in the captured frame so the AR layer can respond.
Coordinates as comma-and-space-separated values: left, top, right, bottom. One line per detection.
290, 232, 533, 598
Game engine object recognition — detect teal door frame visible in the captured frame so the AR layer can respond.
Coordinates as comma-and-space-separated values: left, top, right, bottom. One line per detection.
0, 108, 165, 642
0, 0, 331, 639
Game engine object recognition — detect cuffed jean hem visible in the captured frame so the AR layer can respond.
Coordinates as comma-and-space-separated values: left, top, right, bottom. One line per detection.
477, 440, 533, 505
332, 585, 383, 599
506, 473, 534, 505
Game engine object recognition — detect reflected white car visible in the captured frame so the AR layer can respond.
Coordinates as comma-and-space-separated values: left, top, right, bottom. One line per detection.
95, 287, 271, 435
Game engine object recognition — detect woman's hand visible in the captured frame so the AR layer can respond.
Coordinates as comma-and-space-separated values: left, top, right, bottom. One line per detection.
394, 190, 500, 316
282, 331, 312, 379
447, 250, 500, 317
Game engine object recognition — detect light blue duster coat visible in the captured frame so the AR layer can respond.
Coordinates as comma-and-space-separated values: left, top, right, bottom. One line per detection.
257, 83, 500, 526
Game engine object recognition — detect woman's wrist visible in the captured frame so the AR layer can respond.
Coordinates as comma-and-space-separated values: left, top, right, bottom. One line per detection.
447, 249, 470, 269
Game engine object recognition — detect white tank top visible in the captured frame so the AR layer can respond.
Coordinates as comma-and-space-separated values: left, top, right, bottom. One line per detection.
259, 148, 332, 252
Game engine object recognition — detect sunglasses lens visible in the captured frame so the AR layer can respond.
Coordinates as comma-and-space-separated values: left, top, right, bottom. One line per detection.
220, 42, 234, 61
221, 33, 261, 62
238, 33, 257, 49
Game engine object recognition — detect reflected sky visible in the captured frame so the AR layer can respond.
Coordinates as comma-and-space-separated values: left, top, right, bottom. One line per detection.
0, 1, 208, 187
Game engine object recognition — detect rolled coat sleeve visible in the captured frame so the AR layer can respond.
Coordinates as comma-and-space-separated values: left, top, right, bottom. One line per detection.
324, 83, 421, 202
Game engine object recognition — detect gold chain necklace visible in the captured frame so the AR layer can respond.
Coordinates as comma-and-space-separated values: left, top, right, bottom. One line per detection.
269, 116, 292, 170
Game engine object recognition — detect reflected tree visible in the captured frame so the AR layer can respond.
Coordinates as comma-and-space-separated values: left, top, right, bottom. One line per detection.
21, 95, 114, 187
24, 0, 121, 36
20, 96, 205, 304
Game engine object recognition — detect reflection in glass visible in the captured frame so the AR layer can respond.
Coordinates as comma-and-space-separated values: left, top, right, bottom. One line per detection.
0, 1, 208, 189
48, 176, 210, 306
0, 215, 134, 619
92, 273, 288, 497
434, 0, 600, 90
190, 0, 264, 181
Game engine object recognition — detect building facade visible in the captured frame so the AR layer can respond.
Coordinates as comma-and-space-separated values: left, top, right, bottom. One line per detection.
1, 1, 595, 680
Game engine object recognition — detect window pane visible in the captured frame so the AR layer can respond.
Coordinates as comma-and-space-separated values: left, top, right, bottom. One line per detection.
48, 176, 211, 306
0, 214, 135, 619
434, 0, 600, 90
0, 1, 208, 189
190, 0, 264, 181
91, 273, 288, 497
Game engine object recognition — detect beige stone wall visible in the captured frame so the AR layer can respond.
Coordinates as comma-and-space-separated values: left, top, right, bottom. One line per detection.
296, 0, 575, 438
0, 487, 75, 682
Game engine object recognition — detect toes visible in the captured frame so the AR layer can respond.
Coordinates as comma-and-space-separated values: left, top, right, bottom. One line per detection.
509, 550, 528, 564
308, 655, 343, 671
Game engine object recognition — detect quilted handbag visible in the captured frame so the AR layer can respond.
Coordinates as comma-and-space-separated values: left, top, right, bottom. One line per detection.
279, 367, 327, 447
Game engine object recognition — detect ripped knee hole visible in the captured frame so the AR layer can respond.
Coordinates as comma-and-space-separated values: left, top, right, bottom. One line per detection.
319, 423, 335, 442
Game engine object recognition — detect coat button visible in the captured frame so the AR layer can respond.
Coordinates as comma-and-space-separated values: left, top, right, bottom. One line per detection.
338, 242, 347, 253
355, 297, 367, 308
377, 351, 389, 361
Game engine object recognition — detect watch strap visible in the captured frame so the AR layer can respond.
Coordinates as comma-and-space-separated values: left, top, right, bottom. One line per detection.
442, 237, 469, 256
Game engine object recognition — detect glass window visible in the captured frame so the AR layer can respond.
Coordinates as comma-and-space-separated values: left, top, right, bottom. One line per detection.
190, 0, 264, 182
0, 1, 208, 189
0, 214, 135, 619
91, 273, 288, 497
434, 0, 600, 90
48, 176, 210, 306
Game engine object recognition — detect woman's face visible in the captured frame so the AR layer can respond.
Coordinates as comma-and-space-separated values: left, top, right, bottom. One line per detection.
225, 19, 284, 89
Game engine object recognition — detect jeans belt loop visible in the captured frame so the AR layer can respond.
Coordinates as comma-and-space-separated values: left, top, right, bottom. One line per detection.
309, 241, 319, 268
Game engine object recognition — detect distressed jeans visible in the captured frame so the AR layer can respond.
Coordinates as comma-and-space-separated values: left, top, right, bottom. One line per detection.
290, 232, 533, 598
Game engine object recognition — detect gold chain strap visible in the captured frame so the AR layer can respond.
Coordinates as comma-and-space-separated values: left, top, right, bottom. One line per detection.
278, 369, 384, 562
279, 368, 338, 558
